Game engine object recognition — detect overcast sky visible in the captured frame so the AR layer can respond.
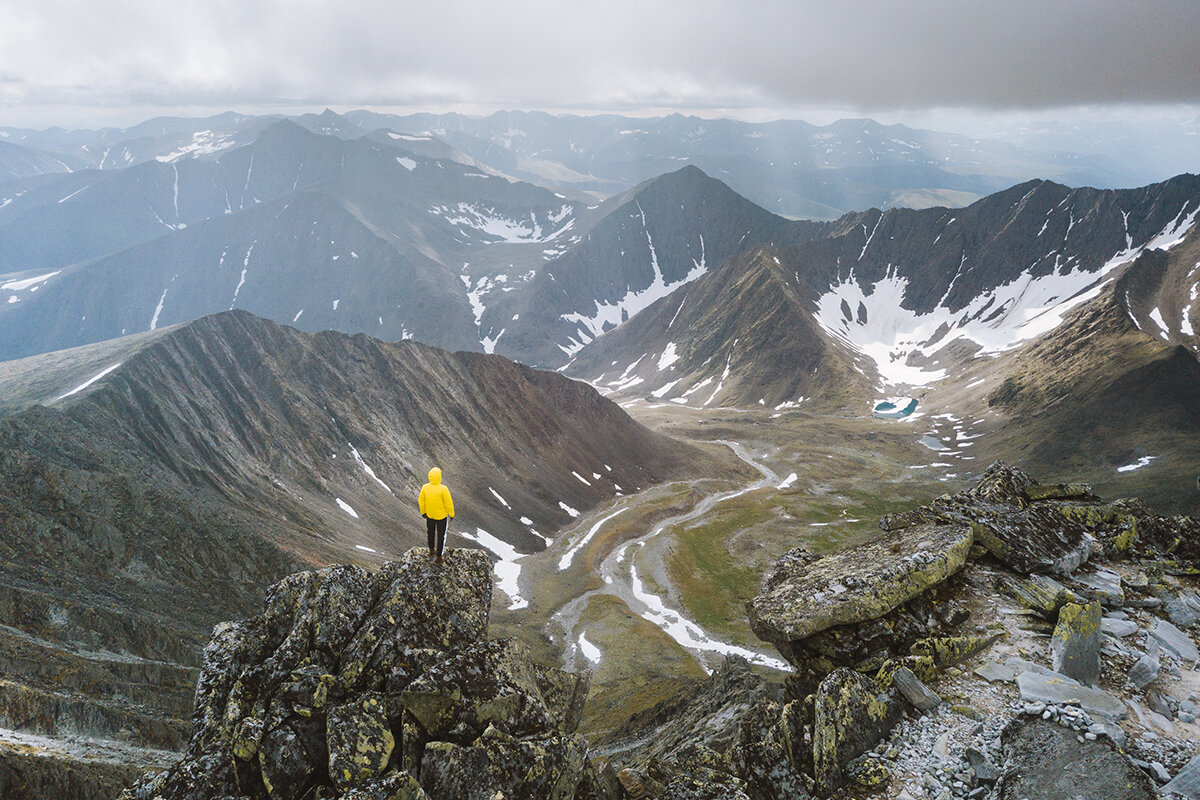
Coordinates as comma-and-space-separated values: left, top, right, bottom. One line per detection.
1, 0, 1198, 129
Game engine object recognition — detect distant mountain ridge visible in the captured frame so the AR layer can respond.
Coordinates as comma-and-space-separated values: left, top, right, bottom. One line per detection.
566, 173, 1200, 405
2, 108, 1169, 220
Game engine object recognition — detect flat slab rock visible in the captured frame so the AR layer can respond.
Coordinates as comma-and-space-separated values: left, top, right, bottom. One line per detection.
747, 523, 972, 647
996, 716, 1155, 799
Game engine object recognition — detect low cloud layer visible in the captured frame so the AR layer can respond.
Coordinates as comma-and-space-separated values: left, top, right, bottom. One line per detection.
2, 0, 1198, 125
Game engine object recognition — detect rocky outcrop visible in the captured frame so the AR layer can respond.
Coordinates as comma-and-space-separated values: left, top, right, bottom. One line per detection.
748, 524, 972, 649
880, 462, 1096, 574
601, 656, 810, 800
118, 549, 600, 800
747, 524, 972, 683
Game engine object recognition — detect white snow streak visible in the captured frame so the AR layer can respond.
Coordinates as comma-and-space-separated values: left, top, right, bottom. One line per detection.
349, 445, 393, 494
149, 287, 168, 330
1, 271, 60, 291
558, 507, 628, 571
230, 243, 254, 309
335, 498, 359, 518
54, 362, 122, 401
1117, 456, 1157, 473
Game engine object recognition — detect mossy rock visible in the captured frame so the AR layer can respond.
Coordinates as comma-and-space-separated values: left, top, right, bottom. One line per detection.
747, 523, 972, 657
812, 668, 901, 795
909, 635, 998, 668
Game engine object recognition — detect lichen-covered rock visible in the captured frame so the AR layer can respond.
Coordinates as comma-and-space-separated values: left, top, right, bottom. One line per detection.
763, 547, 823, 592
844, 754, 890, 789
811, 669, 901, 795
997, 573, 1078, 618
121, 549, 594, 800
339, 770, 430, 800
399, 638, 573, 742
726, 698, 812, 800
1050, 600, 1102, 685
879, 462, 1095, 575
419, 725, 588, 800
327, 693, 395, 792
747, 523, 971, 663
994, 716, 1155, 799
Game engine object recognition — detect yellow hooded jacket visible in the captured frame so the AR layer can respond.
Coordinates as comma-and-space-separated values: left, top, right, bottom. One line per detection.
418, 467, 455, 521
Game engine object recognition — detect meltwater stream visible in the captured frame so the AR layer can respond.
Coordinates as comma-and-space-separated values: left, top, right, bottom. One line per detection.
551, 440, 791, 673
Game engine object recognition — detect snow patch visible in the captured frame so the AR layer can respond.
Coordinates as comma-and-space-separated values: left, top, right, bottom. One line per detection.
558, 501, 580, 518
577, 631, 602, 664
815, 205, 1199, 388
54, 362, 122, 401
396, 156, 417, 171
489, 487, 510, 508
335, 498, 359, 518
777, 473, 798, 489
1149, 307, 1171, 340
1117, 456, 1157, 473
657, 342, 680, 371
1, 270, 60, 291
458, 528, 527, 610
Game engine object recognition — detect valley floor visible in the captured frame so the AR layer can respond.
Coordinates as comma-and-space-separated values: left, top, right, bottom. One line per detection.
490, 400, 990, 738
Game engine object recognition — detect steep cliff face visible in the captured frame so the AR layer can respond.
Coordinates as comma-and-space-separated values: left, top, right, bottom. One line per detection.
0, 311, 718, 799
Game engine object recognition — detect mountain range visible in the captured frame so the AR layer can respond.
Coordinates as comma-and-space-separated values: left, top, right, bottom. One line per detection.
5, 109, 1190, 220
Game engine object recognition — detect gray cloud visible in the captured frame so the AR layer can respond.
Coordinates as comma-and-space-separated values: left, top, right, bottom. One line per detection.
1, 0, 1198, 124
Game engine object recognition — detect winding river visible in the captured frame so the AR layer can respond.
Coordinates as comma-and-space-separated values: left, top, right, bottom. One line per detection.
549, 440, 791, 674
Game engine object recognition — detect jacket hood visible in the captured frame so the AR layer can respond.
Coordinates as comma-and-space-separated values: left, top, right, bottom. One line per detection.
428, 467, 442, 485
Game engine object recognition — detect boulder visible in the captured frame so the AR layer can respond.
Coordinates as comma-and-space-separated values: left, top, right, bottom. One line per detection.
1101, 617, 1138, 637
747, 523, 972, 662
1050, 600, 1102, 685
1015, 669, 1126, 720
890, 666, 941, 712
997, 573, 1078, 618
1150, 618, 1200, 664
879, 462, 1095, 575
340, 771, 430, 800
811, 669, 902, 795
1161, 753, 1200, 798
1165, 590, 1200, 628
327, 694, 395, 792
1073, 567, 1124, 607
419, 726, 588, 800
1128, 639, 1162, 690
994, 716, 1155, 799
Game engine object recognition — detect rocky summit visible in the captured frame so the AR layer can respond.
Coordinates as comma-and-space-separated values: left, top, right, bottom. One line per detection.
118, 548, 603, 800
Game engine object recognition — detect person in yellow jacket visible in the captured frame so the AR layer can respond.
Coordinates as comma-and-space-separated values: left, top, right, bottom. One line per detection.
418, 466, 454, 562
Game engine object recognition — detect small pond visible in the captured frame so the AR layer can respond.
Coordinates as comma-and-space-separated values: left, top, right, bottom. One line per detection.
873, 396, 918, 419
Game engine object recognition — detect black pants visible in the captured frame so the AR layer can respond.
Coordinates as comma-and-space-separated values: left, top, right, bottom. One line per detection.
426, 516, 447, 557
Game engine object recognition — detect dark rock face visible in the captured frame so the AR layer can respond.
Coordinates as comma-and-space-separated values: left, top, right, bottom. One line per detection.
603, 656, 811, 800
994, 716, 1156, 799
811, 669, 901, 795
119, 549, 597, 800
